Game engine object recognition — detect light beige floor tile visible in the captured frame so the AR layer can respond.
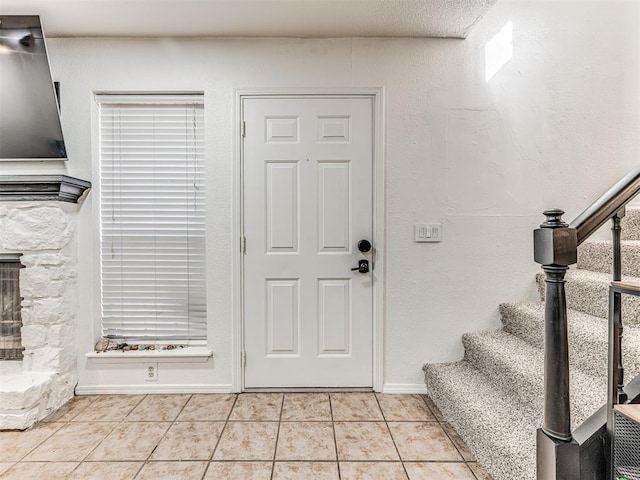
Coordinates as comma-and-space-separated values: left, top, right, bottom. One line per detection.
229, 393, 283, 421
468, 462, 494, 480
422, 395, 445, 422
404, 462, 477, 480
334, 421, 399, 461
85, 421, 170, 461
212, 422, 279, 460
0, 422, 64, 461
376, 394, 435, 421
151, 421, 224, 460
443, 422, 476, 461
72, 395, 145, 422
275, 422, 336, 461
339, 462, 408, 480
0, 461, 78, 480
330, 393, 383, 421
24, 422, 118, 461
66, 461, 142, 480
177, 394, 236, 421
125, 394, 190, 422
281, 393, 331, 421
134, 461, 207, 480
42, 396, 98, 422
204, 462, 272, 480
388, 422, 462, 461
273, 461, 339, 480
0, 463, 15, 475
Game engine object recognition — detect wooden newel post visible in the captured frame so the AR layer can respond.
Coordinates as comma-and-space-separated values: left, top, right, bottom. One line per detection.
534, 209, 579, 480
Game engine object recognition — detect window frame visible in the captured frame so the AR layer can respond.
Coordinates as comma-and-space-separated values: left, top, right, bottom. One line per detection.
94, 92, 207, 346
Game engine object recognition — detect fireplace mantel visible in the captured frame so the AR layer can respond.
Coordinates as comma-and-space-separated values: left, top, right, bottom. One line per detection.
0, 175, 91, 203
0, 253, 22, 263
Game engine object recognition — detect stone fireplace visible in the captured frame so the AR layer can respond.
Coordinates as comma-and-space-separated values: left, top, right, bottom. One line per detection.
0, 175, 90, 430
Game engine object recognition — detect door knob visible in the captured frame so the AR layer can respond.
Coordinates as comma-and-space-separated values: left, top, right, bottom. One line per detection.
351, 259, 369, 273
357, 239, 372, 253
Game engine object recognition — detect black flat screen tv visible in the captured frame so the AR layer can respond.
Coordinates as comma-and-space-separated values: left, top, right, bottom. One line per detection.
0, 15, 66, 160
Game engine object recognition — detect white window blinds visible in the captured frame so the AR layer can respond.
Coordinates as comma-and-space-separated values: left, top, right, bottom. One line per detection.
98, 94, 206, 343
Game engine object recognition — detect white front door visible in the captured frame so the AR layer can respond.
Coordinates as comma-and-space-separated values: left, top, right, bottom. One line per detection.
242, 96, 374, 388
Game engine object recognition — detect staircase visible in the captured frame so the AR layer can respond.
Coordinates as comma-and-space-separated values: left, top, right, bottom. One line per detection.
424, 208, 640, 480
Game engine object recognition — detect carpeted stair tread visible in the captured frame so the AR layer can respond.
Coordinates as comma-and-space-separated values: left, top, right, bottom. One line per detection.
536, 268, 640, 323
500, 302, 640, 381
578, 240, 640, 277
424, 360, 537, 480
621, 208, 640, 241
462, 329, 605, 427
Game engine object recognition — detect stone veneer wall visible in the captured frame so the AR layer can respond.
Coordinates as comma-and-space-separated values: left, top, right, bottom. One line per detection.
0, 202, 79, 429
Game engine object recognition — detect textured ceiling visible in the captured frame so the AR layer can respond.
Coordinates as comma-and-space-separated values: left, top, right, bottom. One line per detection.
0, 0, 497, 39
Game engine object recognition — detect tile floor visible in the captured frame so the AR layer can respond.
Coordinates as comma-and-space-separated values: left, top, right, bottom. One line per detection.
0, 393, 493, 480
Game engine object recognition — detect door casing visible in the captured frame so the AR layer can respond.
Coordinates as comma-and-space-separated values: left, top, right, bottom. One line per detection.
232, 88, 385, 392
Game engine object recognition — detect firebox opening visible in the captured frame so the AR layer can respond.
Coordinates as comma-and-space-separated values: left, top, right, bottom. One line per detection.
0, 253, 24, 361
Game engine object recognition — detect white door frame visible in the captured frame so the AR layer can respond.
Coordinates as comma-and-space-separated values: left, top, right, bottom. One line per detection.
232, 88, 385, 392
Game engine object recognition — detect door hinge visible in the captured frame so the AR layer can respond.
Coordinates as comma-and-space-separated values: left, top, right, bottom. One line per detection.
241, 351, 246, 368
241, 121, 246, 138
241, 236, 246, 254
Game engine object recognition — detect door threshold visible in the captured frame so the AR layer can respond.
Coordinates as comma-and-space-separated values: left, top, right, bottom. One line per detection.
244, 387, 374, 393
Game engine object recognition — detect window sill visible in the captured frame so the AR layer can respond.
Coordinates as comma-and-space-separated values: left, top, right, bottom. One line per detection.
85, 347, 212, 364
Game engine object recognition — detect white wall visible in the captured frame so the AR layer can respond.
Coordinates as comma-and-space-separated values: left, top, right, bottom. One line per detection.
3, 0, 638, 392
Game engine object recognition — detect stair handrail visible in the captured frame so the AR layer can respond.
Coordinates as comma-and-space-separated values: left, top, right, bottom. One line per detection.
570, 165, 640, 245
535, 164, 640, 480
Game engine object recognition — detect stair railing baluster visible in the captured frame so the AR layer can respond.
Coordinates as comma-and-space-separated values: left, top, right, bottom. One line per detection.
608, 212, 626, 480
612, 211, 623, 282
611, 212, 627, 405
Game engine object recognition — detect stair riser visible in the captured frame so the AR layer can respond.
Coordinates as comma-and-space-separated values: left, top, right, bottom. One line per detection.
578, 242, 640, 277
465, 333, 608, 428
500, 304, 640, 381
424, 365, 536, 480
536, 273, 640, 325
500, 313, 601, 380
462, 336, 544, 415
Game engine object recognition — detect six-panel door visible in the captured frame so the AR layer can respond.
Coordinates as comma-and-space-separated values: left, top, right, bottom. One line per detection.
243, 96, 374, 388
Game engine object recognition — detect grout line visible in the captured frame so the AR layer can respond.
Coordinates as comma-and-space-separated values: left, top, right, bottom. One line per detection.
11, 423, 64, 463
11, 394, 107, 463
62, 394, 149, 477
131, 461, 146, 480
420, 394, 487, 480
328, 393, 342, 480
200, 393, 239, 480
143, 394, 194, 461
118, 395, 183, 478
270, 394, 285, 480
374, 393, 410, 480
122, 393, 148, 421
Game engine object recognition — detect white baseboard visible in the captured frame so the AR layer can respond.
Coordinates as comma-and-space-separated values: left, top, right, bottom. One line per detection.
75, 384, 233, 395
76, 383, 426, 395
381, 383, 428, 394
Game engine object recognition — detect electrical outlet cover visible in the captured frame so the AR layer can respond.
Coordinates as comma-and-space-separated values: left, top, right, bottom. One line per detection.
144, 362, 158, 381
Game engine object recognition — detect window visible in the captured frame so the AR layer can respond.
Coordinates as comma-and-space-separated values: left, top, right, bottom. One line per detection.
98, 94, 206, 344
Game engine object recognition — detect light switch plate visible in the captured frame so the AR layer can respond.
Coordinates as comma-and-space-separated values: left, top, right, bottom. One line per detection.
414, 223, 442, 243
